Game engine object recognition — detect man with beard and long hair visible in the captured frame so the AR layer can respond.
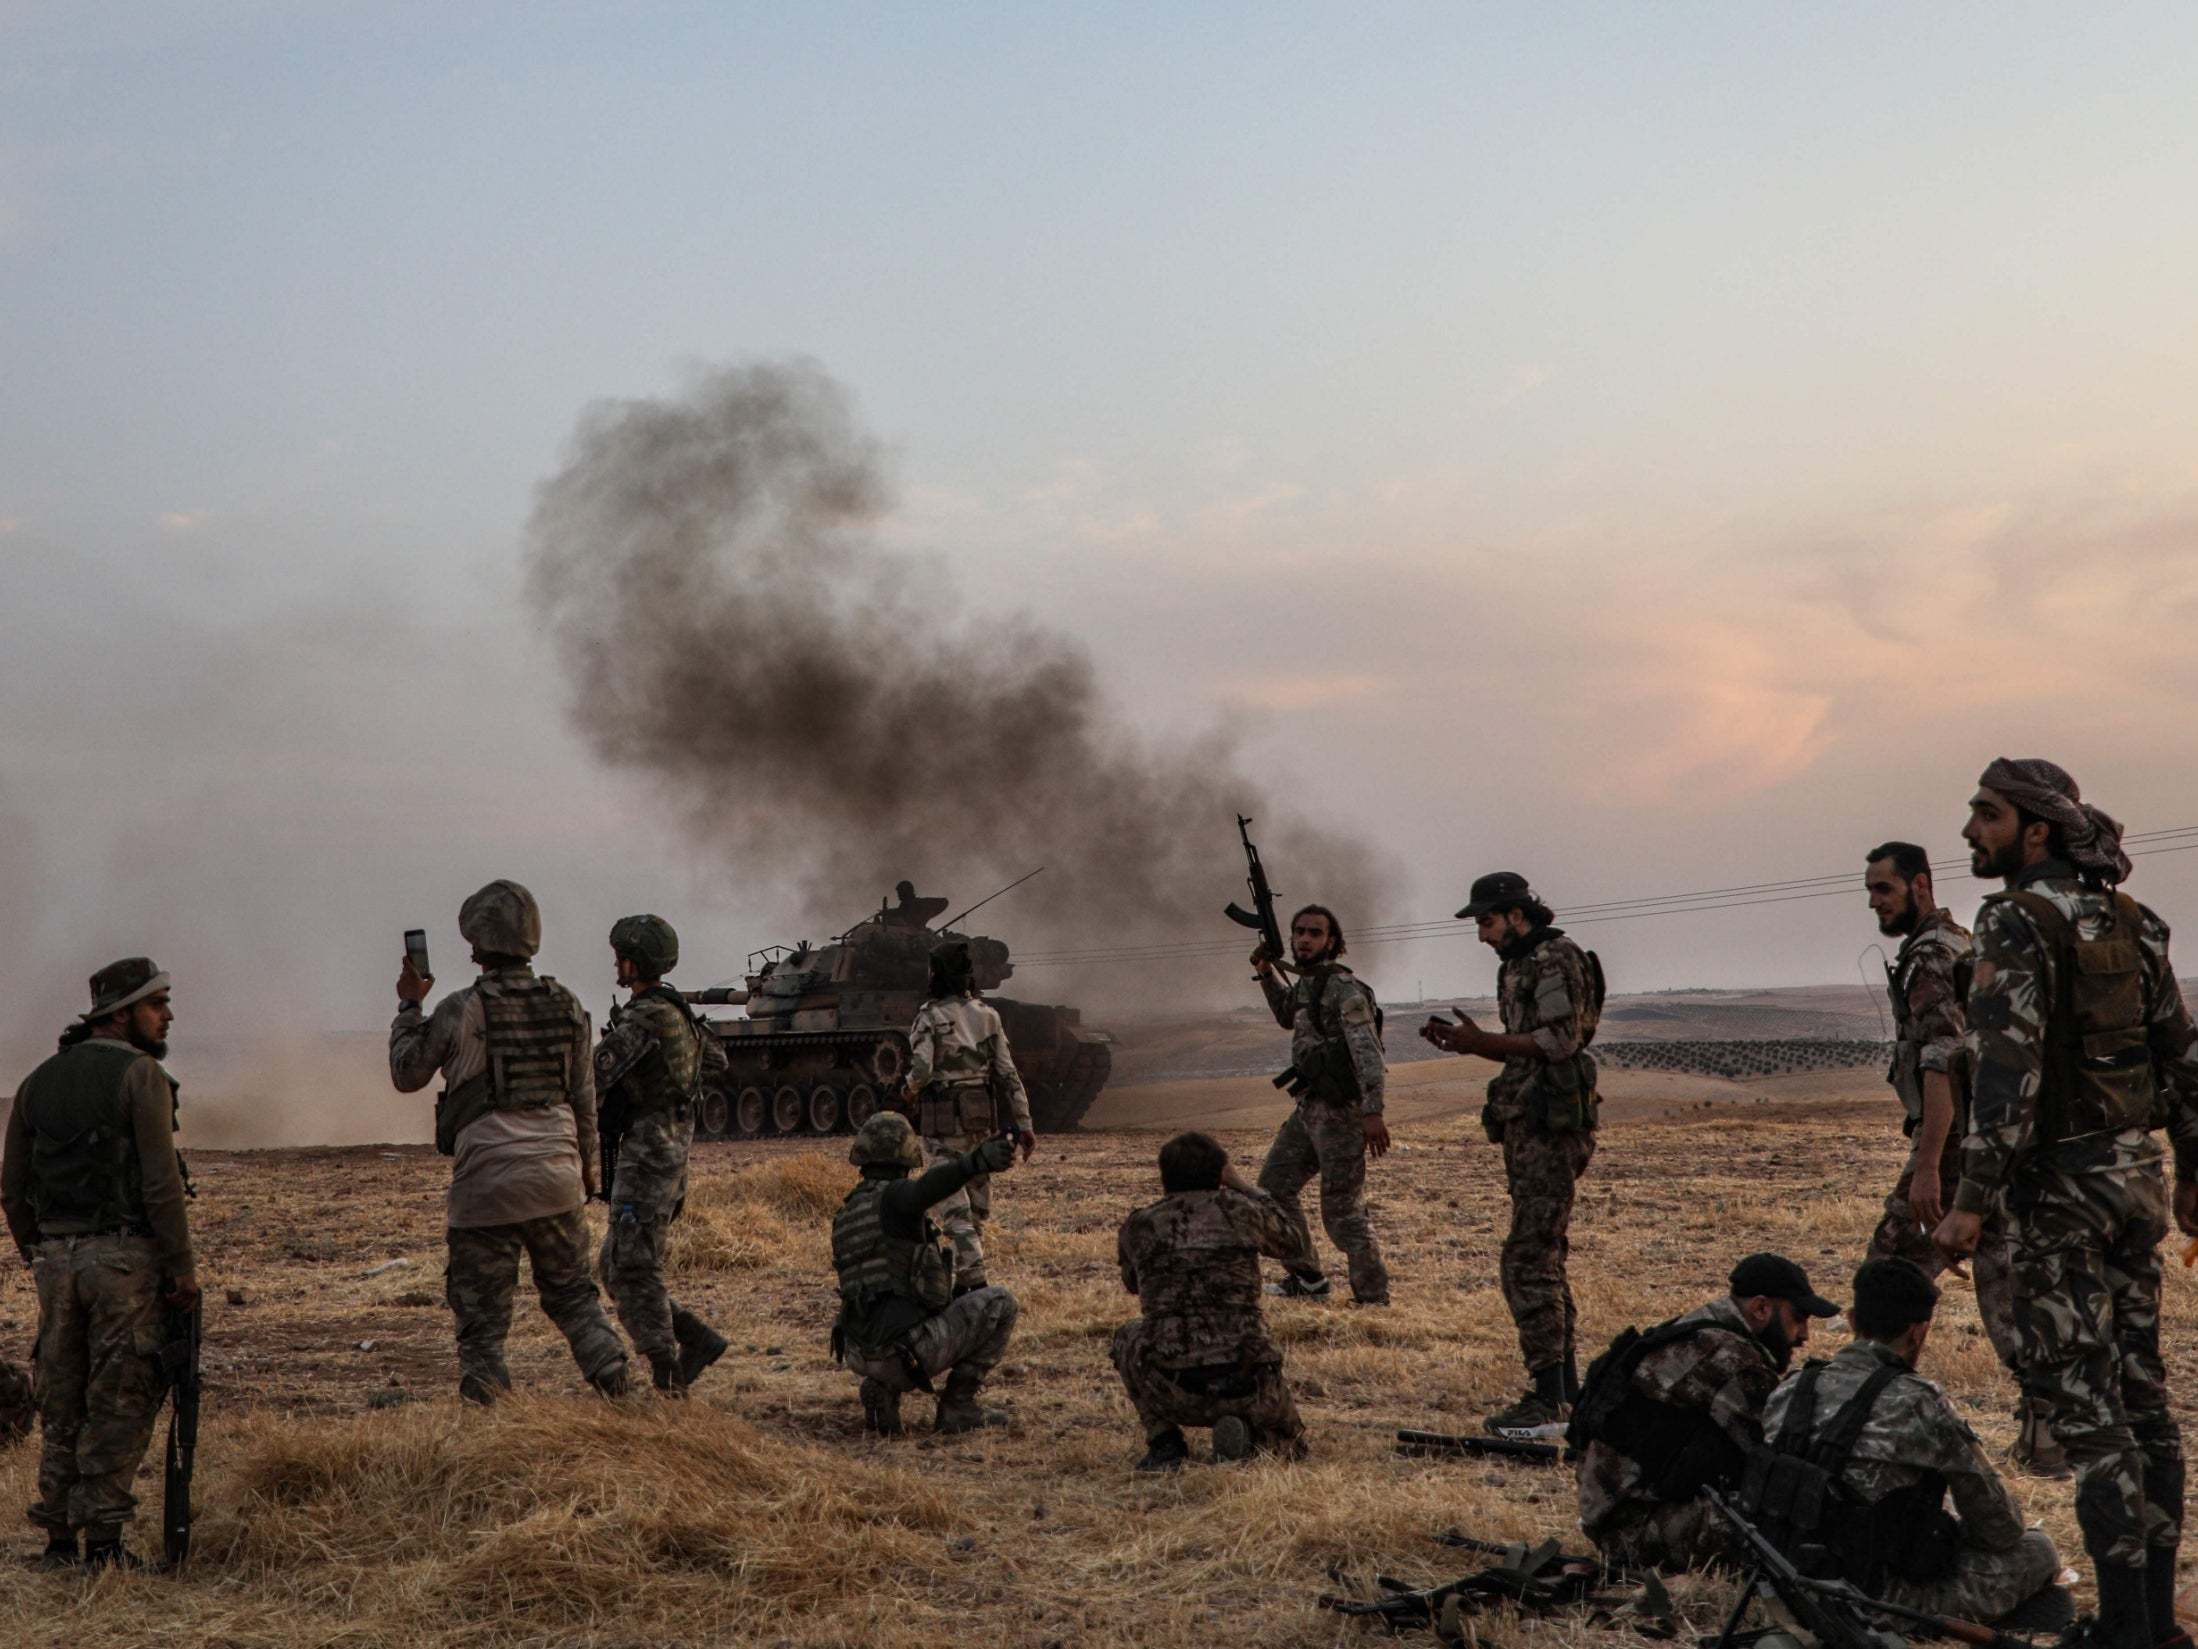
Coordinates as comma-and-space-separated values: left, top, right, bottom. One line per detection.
1863, 842, 2053, 1474
1, 959, 197, 1570
1572, 1252, 1836, 1572
1935, 759, 2198, 1649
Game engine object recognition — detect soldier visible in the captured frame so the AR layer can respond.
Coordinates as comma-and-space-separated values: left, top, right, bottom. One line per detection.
1935, 759, 2198, 1649
1422, 871, 1602, 1436
1250, 904, 1390, 1305
1, 959, 196, 1569
1862, 840, 2050, 1472
1574, 1252, 1836, 1571
1112, 1131, 1316, 1471
882, 880, 950, 930
832, 1112, 1019, 1435
899, 938, 1034, 1294
1757, 1259, 2061, 1627
390, 880, 632, 1402
593, 914, 731, 1397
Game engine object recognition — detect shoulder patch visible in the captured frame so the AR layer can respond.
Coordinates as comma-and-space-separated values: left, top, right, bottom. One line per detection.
1339, 992, 1375, 1027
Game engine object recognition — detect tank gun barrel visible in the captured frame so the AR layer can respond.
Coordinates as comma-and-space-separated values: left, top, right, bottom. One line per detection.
941, 866, 1046, 932
683, 987, 751, 1006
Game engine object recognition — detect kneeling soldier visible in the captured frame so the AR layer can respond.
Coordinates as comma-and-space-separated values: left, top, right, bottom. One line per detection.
832, 1114, 1019, 1436
1113, 1131, 1315, 1471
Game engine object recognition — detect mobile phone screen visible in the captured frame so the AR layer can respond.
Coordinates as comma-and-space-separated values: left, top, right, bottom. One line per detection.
404, 929, 431, 977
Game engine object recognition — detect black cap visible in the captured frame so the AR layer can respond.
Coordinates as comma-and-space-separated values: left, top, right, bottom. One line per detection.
1456, 871, 1537, 920
1851, 1257, 1940, 1334
1728, 1252, 1840, 1318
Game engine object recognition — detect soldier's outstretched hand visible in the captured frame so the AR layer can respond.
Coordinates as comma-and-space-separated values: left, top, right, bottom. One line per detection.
972, 1135, 1016, 1174
2174, 1178, 2198, 1239
1362, 1113, 1392, 1159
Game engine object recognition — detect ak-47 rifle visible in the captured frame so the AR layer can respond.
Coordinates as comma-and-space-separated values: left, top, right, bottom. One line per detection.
1704, 1487, 2043, 1649
161, 1295, 201, 1567
1223, 815, 1289, 977
1318, 1532, 1621, 1631
1397, 1427, 1579, 1463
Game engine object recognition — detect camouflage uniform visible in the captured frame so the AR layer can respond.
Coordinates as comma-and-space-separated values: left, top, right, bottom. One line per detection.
1485, 929, 1600, 1375
1255, 964, 1389, 1303
1577, 1295, 1783, 1571
1870, 909, 2021, 1371
1952, 860, 2198, 1573
593, 987, 729, 1377
1763, 1340, 2059, 1623
907, 994, 1030, 1291
1111, 1185, 1314, 1449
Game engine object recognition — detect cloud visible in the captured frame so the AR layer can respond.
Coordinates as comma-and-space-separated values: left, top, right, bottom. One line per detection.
1219, 671, 1387, 712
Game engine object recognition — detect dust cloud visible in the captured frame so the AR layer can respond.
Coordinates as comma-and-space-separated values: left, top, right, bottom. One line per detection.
523, 361, 1390, 1002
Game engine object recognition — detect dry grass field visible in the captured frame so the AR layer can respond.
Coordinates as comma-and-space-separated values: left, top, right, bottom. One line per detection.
5, 1056, 2197, 1648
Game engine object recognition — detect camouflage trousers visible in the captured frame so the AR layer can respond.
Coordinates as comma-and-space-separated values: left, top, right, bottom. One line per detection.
1587, 1493, 1726, 1574
27, 1233, 168, 1540
839, 1285, 1019, 1397
1501, 1123, 1595, 1374
598, 1113, 704, 1368
2006, 1160, 2181, 1570
1109, 1318, 1304, 1447
1870, 1151, 2021, 1373
922, 1133, 995, 1289
1256, 1101, 1389, 1304
1883, 1528, 2060, 1626
447, 1207, 630, 1398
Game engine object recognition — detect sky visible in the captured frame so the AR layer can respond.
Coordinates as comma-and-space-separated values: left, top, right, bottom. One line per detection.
5, 2, 2198, 1085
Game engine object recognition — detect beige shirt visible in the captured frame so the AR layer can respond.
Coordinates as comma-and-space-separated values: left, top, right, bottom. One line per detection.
905, 995, 1032, 1130
389, 969, 595, 1230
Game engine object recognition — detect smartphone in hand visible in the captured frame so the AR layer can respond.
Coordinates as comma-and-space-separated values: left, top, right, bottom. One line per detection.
404, 928, 431, 980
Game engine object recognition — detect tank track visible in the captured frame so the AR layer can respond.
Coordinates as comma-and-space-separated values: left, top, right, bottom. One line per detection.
696, 1029, 906, 1141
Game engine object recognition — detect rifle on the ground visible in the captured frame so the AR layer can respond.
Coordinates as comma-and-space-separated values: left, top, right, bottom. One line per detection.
1319, 1533, 1619, 1632
1704, 1486, 2041, 1649
1398, 1427, 1579, 1463
161, 1295, 201, 1568
1223, 815, 1289, 976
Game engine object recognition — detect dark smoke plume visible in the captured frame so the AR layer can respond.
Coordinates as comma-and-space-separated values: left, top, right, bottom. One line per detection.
523, 362, 1388, 991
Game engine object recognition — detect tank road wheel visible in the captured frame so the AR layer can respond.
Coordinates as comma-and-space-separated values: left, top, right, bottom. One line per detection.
772, 1084, 806, 1135
844, 1083, 879, 1129
734, 1086, 768, 1139
806, 1084, 843, 1134
698, 1083, 732, 1140
868, 1038, 906, 1088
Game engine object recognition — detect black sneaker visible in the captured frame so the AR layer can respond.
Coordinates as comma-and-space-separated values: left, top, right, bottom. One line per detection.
1136, 1428, 1190, 1472
34, 1532, 77, 1571
1482, 1389, 1568, 1440
1264, 1273, 1334, 1300
673, 1316, 729, 1389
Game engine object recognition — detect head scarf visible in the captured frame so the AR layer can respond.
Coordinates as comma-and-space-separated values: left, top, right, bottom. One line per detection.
1977, 756, 2133, 883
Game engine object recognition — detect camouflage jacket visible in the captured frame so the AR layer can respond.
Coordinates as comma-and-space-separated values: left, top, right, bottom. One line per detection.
1259, 963, 1386, 1114
1953, 860, 2198, 1211
1116, 1185, 1312, 1368
1886, 908, 1973, 1130
1487, 928, 1599, 1129
1763, 1339, 2027, 1552
594, 988, 728, 1109
1577, 1295, 1782, 1539
907, 994, 1032, 1131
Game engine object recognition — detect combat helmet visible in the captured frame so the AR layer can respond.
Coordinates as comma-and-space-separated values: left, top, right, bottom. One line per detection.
609, 913, 679, 978
459, 879, 542, 959
848, 1111, 923, 1171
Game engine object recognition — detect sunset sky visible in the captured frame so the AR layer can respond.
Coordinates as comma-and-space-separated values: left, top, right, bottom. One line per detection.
5, 4, 2197, 1058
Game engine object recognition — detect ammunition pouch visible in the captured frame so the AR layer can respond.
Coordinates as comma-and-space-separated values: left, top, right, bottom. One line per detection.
1994, 889, 2161, 1141
1528, 1052, 1598, 1134
919, 1080, 997, 1139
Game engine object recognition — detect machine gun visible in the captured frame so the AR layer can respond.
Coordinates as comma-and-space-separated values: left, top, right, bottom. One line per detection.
1223, 815, 1289, 975
161, 1295, 201, 1567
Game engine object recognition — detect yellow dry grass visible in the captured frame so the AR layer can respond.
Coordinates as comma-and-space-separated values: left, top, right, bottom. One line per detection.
4, 1081, 2196, 1648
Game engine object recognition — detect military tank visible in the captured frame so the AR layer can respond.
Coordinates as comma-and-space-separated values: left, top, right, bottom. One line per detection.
682, 886, 1113, 1140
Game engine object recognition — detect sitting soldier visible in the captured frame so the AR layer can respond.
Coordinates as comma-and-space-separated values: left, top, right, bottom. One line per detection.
1111, 1130, 1316, 1470
831, 1113, 1019, 1436
1575, 1252, 1839, 1570
1754, 1258, 2061, 1625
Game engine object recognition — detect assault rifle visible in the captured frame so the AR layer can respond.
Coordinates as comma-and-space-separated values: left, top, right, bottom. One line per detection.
161, 1295, 201, 1567
596, 999, 629, 1201
1319, 1531, 1619, 1631
1223, 815, 1289, 976
1397, 1427, 1579, 1463
1704, 1487, 2043, 1649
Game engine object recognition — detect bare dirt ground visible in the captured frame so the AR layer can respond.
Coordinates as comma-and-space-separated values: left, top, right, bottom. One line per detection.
4, 1062, 2196, 1649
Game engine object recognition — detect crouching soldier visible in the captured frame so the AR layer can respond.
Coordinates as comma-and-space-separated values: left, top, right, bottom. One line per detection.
1112, 1131, 1314, 1471
832, 1113, 1019, 1436
1574, 1252, 1837, 1571
1753, 1259, 2061, 1627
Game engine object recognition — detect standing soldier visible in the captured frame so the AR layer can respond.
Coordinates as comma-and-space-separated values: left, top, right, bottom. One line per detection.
1250, 905, 1391, 1305
593, 914, 730, 1397
1863, 841, 2050, 1471
899, 938, 1034, 1295
1, 959, 197, 1569
1936, 759, 2198, 1649
1423, 871, 1602, 1437
390, 880, 632, 1402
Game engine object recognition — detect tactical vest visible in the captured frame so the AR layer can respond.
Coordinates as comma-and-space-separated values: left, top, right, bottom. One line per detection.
1292, 968, 1383, 1108
17, 1040, 160, 1236
831, 1179, 953, 1346
611, 985, 706, 1119
435, 973, 581, 1155
1568, 1317, 1748, 1502
1740, 1359, 1955, 1593
1988, 889, 2159, 1142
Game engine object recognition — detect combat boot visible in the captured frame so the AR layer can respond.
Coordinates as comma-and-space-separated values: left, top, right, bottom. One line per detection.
2074, 1563, 2154, 1649
1136, 1427, 1190, 1472
859, 1378, 904, 1438
672, 1309, 729, 1389
81, 1539, 144, 1572
648, 1353, 687, 1399
935, 1371, 1008, 1434
2016, 1397, 2072, 1479
457, 1371, 504, 1406
35, 1531, 78, 1570
1212, 1416, 1254, 1463
589, 1362, 635, 1399
1483, 1364, 1569, 1440
1264, 1271, 1334, 1301
2148, 1544, 2189, 1649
